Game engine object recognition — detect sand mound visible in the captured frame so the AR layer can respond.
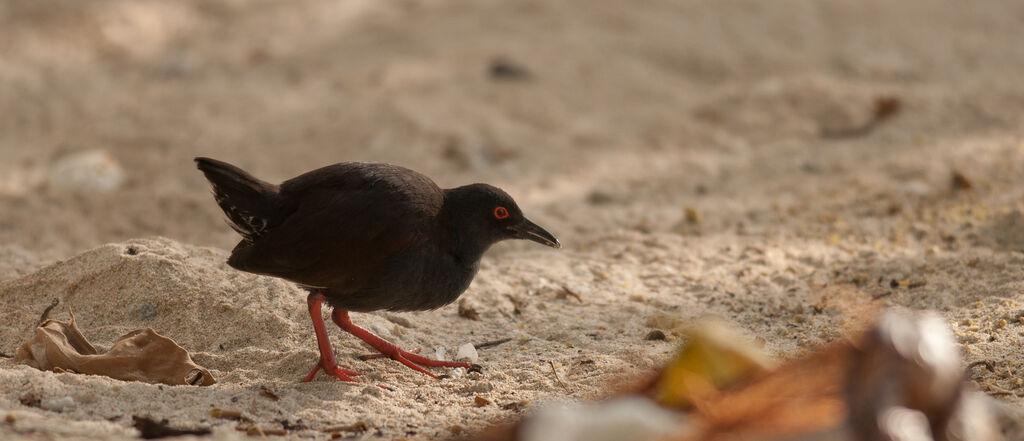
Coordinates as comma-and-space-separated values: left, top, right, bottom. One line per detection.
0, 238, 308, 360
0, 237, 624, 439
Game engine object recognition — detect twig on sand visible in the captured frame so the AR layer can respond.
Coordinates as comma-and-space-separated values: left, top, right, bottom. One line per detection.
475, 338, 512, 350
38, 298, 60, 325
548, 360, 571, 393
556, 285, 583, 303
966, 360, 995, 378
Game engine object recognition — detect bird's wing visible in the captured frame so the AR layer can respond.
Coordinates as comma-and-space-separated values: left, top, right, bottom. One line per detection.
226, 163, 444, 292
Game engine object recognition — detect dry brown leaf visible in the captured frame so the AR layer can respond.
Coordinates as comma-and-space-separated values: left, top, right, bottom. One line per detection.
15, 308, 215, 386
687, 343, 848, 441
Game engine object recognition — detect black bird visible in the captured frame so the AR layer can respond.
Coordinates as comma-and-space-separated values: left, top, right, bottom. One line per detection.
195, 157, 560, 381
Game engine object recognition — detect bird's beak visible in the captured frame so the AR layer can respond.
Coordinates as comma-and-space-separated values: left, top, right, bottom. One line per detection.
509, 218, 561, 248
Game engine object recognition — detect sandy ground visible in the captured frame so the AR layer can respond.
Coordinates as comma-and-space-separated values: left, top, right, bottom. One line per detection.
3, 0, 1024, 439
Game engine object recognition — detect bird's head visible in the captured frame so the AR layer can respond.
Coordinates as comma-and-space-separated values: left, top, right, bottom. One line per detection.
443, 184, 560, 258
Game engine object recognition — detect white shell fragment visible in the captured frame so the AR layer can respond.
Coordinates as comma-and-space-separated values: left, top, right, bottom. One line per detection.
40, 396, 76, 412
455, 343, 479, 364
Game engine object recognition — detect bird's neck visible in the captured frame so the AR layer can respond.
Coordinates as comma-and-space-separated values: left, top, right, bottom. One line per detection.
448, 233, 491, 266
440, 189, 494, 266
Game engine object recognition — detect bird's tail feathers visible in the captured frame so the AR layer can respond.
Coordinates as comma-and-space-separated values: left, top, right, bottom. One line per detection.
195, 157, 279, 240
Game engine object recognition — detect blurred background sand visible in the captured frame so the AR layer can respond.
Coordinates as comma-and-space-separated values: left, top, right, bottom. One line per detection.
2, 0, 1024, 439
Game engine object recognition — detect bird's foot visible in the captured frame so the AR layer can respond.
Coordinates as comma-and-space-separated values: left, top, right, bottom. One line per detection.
301, 358, 360, 382
360, 344, 473, 379
332, 309, 475, 379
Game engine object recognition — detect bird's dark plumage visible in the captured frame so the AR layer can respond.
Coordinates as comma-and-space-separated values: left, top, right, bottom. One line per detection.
195, 157, 559, 381
195, 157, 281, 241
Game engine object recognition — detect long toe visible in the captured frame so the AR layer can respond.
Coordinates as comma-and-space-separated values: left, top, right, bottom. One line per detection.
359, 347, 422, 361
400, 351, 473, 369
324, 365, 359, 382
365, 347, 473, 376
302, 359, 360, 382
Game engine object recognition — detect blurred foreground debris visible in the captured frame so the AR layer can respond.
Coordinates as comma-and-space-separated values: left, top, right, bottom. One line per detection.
463, 309, 1002, 441
15, 308, 215, 386
652, 318, 775, 409
518, 397, 689, 441
133, 416, 211, 439
847, 309, 997, 441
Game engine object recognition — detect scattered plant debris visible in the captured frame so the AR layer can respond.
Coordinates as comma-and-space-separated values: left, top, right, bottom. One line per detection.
505, 295, 526, 315
967, 360, 996, 378
684, 207, 702, 224
19, 394, 40, 408
210, 407, 249, 422
644, 330, 667, 341
321, 421, 369, 433
133, 416, 211, 439
556, 286, 583, 302
258, 386, 279, 401
952, 170, 973, 191
489, 57, 531, 81
38, 298, 59, 325
821, 95, 902, 139
475, 338, 513, 350
236, 424, 287, 436
548, 361, 571, 393
501, 400, 531, 412
458, 298, 481, 320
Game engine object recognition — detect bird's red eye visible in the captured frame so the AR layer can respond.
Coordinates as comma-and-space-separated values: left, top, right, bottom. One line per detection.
494, 206, 510, 219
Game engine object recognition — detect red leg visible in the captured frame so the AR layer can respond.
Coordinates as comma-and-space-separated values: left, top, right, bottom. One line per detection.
302, 292, 360, 382
331, 309, 473, 379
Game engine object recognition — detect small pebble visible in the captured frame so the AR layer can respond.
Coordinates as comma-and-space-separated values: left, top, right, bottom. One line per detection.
134, 302, 157, 321
459, 382, 493, 394
455, 343, 479, 364
40, 397, 75, 412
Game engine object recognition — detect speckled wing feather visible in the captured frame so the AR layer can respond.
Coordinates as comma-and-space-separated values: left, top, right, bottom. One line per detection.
195, 157, 282, 241
225, 162, 444, 293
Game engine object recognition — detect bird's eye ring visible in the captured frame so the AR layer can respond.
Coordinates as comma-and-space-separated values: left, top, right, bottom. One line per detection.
494, 206, 510, 220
